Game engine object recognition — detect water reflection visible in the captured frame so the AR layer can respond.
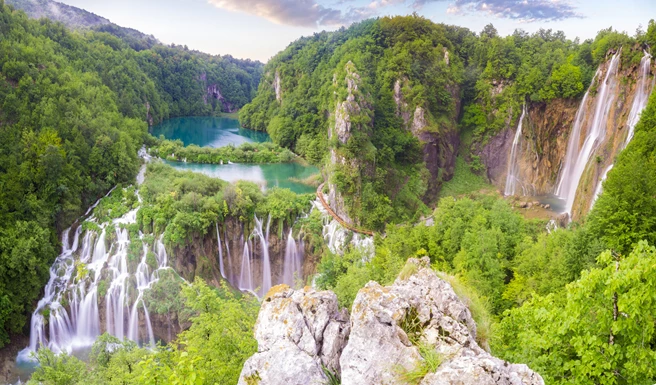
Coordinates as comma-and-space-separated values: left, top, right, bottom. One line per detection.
164, 161, 319, 195
150, 116, 270, 147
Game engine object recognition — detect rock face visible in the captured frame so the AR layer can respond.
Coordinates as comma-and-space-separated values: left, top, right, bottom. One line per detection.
238, 285, 350, 385
274, 71, 282, 102
326, 61, 374, 225
393, 79, 459, 202
239, 258, 544, 385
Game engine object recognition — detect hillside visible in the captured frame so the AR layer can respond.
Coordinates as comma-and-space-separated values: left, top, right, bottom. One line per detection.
6, 0, 109, 29
240, 16, 656, 227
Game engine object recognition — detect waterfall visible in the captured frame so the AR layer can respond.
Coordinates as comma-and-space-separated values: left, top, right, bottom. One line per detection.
589, 52, 653, 211
216, 222, 225, 279
238, 241, 253, 292
555, 50, 622, 216
504, 105, 527, 196
589, 165, 614, 210
253, 214, 272, 296
624, 52, 653, 146
18, 190, 170, 362
282, 229, 303, 287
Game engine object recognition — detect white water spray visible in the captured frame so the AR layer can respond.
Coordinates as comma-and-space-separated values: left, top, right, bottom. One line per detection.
504, 105, 527, 196
555, 50, 622, 216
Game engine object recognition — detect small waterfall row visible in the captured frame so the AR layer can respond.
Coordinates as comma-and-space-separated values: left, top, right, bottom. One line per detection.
504, 105, 527, 196
555, 50, 622, 216
216, 214, 306, 297
18, 196, 170, 361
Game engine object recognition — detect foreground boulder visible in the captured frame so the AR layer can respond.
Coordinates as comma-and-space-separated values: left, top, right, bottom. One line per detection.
239, 258, 544, 385
237, 285, 350, 385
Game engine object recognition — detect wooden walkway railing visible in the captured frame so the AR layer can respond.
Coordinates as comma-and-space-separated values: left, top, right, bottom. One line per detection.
316, 183, 375, 236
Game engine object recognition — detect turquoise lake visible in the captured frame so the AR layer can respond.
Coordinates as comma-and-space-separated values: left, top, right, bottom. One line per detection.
151, 116, 319, 194
150, 116, 270, 147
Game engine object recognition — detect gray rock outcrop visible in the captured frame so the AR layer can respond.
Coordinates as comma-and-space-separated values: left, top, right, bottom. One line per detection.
239, 258, 544, 385
238, 285, 350, 385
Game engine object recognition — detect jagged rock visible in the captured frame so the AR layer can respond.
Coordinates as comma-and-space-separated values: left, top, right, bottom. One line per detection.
340, 257, 544, 385
411, 106, 427, 136
237, 285, 350, 385
240, 259, 543, 385
332, 61, 364, 144
274, 71, 282, 102
394, 79, 411, 126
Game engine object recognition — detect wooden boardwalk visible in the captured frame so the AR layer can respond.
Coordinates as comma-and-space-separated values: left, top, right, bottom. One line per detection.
316, 183, 375, 236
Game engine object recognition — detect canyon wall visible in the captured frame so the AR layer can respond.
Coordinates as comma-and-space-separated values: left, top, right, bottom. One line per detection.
480, 47, 655, 220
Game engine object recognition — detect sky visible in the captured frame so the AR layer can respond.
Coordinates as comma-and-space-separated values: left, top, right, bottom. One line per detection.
62, 0, 656, 62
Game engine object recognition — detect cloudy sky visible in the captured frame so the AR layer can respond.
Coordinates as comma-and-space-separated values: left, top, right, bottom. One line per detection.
63, 0, 656, 62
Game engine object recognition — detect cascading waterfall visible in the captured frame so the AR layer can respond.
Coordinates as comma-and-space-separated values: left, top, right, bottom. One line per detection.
504, 105, 527, 196
282, 229, 303, 286
624, 52, 653, 146
589, 51, 653, 209
18, 190, 171, 361
555, 50, 622, 216
238, 240, 254, 292
253, 214, 272, 296
589, 165, 614, 210
216, 222, 225, 279
314, 199, 374, 258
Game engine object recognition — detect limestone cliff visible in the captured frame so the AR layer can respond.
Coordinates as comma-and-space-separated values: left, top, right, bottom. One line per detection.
393, 79, 459, 202
238, 257, 544, 385
480, 98, 579, 194
326, 61, 374, 226
480, 46, 655, 220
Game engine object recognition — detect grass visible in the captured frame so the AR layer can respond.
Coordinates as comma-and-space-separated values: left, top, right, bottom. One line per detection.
397, 343, 443, 384
437, 272, 493, 350
439, 156, 494, 198
399, 306, 424, 345
440, 126, 495, 199
322, 365, 341, 385
398, 260, 418, 280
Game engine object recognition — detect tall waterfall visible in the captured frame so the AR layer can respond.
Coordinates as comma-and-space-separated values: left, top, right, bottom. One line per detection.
504, 105, 527, 196
18, 192, 170, 361
589, 51, 653, 209
555, 50, 622, 216
624, 52, 653, 147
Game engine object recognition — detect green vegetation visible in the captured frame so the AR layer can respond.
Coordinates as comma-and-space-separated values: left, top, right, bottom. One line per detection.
438, 156, 493, 198
241, 16, 460, 229
0, 1, 263, 346
137, 163, 314, 246
239, 15, 646, 228
496, 242, 656, 384
397, 343, 442, 385
28, 278, 258, 385
150, 139, 296, 164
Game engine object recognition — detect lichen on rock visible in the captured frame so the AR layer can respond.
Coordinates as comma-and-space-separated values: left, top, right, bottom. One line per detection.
239, 258, 544, 385
237, 285, 350, 385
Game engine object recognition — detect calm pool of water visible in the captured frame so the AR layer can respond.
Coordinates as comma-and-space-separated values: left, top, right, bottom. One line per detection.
150, 116, 270, 147
165, 161, 319, 195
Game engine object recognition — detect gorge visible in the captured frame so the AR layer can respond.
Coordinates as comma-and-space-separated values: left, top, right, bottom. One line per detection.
3, 1, 656, 384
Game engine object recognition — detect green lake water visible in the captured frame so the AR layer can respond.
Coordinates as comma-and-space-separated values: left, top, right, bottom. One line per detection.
151, 117, 319, 194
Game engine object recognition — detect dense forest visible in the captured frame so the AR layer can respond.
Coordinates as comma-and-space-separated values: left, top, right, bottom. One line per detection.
0, 0, 262, 347
239, 15, 656, 230
3, 0, 656, 383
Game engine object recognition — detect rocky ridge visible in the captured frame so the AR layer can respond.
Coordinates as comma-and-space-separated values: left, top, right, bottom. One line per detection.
238, 257, 544, 385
